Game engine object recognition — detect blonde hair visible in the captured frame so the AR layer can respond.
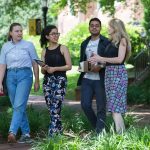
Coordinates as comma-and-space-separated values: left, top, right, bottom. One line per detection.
108, 18, 131, 60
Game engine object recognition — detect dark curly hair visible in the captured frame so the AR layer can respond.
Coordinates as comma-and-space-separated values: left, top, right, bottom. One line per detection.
40, 25, 57, 48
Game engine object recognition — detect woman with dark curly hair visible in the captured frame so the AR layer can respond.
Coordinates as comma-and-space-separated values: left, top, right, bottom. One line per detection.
40, 25, 72, 136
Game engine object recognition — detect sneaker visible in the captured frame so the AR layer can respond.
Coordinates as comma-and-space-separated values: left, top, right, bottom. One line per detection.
17, 135, 33, 144
8, 133, 16, 143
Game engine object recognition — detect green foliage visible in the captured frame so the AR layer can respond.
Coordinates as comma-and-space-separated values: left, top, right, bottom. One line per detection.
0, 107, 12, 139
32, 127, 150, 150
98, 0, 115, 15
48, 0, 67, 17
0, 0, 41, 21
126, 25, 148, 64
0, 0, 42, 48
141, 0, 150, 39
0, 103, 149, 149
62, 106, 92, 133
65, 73, 79, 100
27, 106, 49, 135
124, 114, 140, 128
0, 96, 11, 107
69, 0, 96, 15
128, 76, 150, 104
49, 0, 96, 16
98, 0, 125, 16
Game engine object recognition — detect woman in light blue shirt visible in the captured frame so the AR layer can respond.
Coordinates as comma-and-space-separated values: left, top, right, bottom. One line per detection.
0, 23, 40, 143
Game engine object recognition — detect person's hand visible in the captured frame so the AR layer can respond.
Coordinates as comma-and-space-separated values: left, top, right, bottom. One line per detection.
41, 65, 48, 74
47, 67, 56, 74
88, 54, 102, 64
0, 83, 4, 94
77, 66, 82, 72
34, 81, 40, 92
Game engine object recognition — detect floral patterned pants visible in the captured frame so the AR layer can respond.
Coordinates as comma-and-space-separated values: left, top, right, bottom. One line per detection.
43, 75, 67, 136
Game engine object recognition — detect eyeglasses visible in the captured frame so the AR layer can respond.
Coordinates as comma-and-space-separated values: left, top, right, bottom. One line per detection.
49, 32, 60, 36
90, 24, 100, 28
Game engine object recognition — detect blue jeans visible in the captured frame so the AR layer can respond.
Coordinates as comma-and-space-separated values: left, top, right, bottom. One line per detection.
6, 67, 33, 135
81, 78, 106, 133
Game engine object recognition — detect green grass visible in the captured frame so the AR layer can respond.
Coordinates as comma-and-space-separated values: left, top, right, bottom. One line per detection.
0, 105, 141, 140
0, 103, 149, 150
65, 73, 79, 100
31, 127, 150, 150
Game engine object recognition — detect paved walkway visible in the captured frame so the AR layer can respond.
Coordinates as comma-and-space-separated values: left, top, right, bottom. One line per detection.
0, 95, 150, 150
0, 143, 31, 150
28, 95, 81, 110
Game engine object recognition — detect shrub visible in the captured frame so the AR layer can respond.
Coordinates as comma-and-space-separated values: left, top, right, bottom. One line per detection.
27, 106, 49, 136
0, 96, 11, 107
0, 107, 12, 139
127, 76, 150, 104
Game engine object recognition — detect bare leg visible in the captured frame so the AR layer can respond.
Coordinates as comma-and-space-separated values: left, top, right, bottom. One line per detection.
112, 112, 125, 134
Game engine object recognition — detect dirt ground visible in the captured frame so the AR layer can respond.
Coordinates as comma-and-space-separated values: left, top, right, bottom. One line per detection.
127, 104, 150, 126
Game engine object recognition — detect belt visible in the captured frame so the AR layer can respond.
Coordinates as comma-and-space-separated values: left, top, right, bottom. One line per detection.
8, 67, 31, 71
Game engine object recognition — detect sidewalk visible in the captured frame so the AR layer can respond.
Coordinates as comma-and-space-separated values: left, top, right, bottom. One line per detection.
0, 143, 31, 150
28, 95, 81, 110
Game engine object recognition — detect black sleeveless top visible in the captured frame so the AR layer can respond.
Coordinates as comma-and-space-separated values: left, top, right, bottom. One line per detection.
104, 43, 126, 66
45, 44, 66, 78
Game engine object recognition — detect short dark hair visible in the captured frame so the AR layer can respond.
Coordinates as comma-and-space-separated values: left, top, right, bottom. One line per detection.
89, 18, 101, 27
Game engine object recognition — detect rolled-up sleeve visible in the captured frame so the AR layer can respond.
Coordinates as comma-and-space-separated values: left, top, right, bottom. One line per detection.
0, 45, 6, 64
28, 42, 39, 61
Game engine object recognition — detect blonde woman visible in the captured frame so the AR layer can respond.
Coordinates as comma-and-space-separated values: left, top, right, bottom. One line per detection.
89, 18, 131, 133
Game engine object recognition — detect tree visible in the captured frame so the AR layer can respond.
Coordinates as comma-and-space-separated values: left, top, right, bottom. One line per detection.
0, 0, 41, 47
141, 0, 150, 39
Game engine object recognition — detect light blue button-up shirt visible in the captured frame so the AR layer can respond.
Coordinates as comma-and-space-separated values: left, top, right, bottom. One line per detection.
0, 39, 39, 69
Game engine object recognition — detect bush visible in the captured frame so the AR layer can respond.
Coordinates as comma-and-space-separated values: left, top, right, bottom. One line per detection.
27, 106, 49, 136
127, 76, 150, 104
0, 96, 11, 107
0, 107, 12, 139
